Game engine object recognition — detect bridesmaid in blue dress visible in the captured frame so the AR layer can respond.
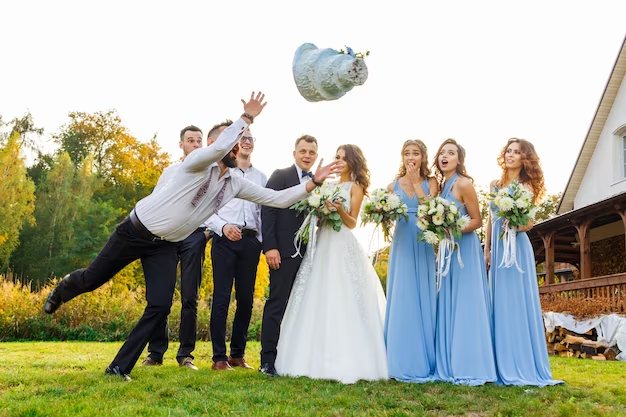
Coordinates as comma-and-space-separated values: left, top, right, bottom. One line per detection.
432, 139, 497, 386
384, 140, 438, 382
484, 138, 563, 386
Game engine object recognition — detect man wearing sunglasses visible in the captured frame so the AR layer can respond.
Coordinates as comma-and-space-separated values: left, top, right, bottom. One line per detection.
205, 125, 267, 371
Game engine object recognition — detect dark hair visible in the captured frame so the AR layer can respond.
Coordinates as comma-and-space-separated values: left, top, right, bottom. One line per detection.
208, 120, 233, 139
396, 139, 432, 179
498, 138, 546, 204
431, 138, 474, 186
337, 144, 370, 195
180, 125, 203, 141
294, 134, 318, 149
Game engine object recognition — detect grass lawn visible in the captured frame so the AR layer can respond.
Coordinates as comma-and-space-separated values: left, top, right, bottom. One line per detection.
0, 341, 624, 416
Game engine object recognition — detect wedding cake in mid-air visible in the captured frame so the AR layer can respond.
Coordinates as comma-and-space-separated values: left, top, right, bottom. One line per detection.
292, 43, 369, 102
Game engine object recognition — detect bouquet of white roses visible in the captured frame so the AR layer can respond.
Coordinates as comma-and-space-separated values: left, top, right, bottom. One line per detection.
360, 188, 408, 242
488, 180, 537, 271
416, 196, 471, 291
290, 182, 346, 257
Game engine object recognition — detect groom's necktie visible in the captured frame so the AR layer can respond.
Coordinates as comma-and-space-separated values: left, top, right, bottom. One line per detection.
301, 171, 313, 179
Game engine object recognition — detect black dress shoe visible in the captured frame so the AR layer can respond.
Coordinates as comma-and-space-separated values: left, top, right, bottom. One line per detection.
258, 362, 277, 377
105, 365, 132, 381
43, 275, 69, 314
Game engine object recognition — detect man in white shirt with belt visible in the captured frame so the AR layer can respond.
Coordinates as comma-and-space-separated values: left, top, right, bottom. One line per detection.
206, 123, 266, 371
43, 92, 343, 381
141, 125, 210, 371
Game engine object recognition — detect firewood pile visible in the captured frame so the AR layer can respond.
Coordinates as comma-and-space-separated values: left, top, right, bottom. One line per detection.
546, 326, 621, 360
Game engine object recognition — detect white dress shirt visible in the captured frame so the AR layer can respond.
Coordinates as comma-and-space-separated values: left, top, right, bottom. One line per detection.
294, 164, 313, 184
206, 166, 267, 242
134, 118, 311, 242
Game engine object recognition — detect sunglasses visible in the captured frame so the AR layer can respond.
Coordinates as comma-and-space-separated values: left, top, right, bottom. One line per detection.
239, 136, 256, 143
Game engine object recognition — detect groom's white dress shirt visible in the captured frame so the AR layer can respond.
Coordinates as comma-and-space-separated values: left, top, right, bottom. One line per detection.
206, 165, 268, 243
134, 119, 310, 242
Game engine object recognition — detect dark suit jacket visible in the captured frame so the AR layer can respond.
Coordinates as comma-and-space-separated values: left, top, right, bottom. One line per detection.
262, 165, 307, 259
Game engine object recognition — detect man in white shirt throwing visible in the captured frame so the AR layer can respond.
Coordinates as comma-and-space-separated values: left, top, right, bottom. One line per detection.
206, 123, 266, 371
43, 92, 344, 381
141, 125, 210, 371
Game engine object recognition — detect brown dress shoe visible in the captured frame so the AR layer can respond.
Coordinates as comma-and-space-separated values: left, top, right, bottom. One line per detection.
228, 357, 253, 369
179, 357, 199, 370
211, 360, 234, 371
141, 358, 162, 366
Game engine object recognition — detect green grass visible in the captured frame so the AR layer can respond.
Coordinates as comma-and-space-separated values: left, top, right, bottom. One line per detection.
0, 342, 625, 416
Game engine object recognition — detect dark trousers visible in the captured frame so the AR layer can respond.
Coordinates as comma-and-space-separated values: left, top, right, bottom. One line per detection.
210, 234, 262, 362
56, 217, 179, 375
259, 256, 304, 365
147, 228, 207, 362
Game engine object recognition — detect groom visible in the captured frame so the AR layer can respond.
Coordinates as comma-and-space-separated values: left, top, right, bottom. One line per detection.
259, 134, 319, 376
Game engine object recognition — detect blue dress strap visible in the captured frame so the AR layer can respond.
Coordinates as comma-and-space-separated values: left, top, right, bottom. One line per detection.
441, 173, 459, 199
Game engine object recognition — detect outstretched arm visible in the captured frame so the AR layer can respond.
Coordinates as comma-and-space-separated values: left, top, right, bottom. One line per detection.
182, 92, 267, 172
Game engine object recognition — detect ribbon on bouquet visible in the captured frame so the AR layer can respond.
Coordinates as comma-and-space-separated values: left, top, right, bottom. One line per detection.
498, 219, 524, 273
436, 235, 463, 292
365, 223, 383, 265
292, 212, 318, 259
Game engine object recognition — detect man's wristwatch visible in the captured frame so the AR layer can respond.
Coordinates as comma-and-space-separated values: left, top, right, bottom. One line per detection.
241, 112, 255, 123
311, 175, 323, 187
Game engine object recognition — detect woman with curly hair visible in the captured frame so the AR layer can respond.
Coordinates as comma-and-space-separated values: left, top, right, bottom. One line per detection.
384, 140, 438, 382
432, 139, 497, 386
484, 138, 563, 386
275, 144, 388, 384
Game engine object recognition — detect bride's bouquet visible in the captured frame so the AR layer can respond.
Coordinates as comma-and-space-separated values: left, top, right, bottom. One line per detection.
416, 196, 470, 291
488, 180, 537, 271
360, 188, 408, 242
290, 182, 345, 257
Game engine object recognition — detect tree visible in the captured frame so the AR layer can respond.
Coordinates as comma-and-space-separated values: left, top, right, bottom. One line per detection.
53, 110, 170, 215
0, 131, 36, 271
53, 110, 125, 174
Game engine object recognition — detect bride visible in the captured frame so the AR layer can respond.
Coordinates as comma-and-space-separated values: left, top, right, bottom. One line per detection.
275, 144, 389, 384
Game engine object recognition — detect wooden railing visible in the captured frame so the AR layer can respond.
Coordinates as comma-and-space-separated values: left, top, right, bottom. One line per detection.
539, 272, 626, 313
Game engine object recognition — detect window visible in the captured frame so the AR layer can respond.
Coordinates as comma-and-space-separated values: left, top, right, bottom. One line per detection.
613, 125, 626, 182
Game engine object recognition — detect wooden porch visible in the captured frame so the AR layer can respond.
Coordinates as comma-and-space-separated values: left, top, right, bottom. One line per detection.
528, 192, 626, 313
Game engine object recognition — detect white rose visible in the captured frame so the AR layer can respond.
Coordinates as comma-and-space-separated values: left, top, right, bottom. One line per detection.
308, 195, 321, 207
423, 230, 440, 245
436, 204, 445, 215
498, 197, 515, 212
416, 218, 429, 230
515, 198, 528, 209
456, 215, 470, 230
449, 204, 458, 215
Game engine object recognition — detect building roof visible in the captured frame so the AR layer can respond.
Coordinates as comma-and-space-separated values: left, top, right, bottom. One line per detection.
557, 36, 626, 215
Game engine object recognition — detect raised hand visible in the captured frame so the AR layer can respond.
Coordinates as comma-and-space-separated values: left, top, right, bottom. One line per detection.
312, 158, 344, 183
241, 91, 268, 119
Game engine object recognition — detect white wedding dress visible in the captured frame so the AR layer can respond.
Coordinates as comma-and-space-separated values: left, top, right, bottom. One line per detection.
275, 181, 389, 384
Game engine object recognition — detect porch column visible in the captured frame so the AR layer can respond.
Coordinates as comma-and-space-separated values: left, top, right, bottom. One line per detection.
617, 209, 626, 250
574, 219, 592, 280
540, 231, 555, 285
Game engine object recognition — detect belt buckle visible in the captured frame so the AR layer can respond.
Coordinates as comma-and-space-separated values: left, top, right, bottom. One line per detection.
152, 236, 164, 242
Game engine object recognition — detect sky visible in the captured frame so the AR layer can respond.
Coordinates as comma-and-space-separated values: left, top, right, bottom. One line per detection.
2, 0, 625, 250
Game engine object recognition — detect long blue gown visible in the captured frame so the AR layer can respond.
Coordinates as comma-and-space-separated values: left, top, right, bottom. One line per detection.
384, 179, 437, 382
489, 193, 564, 386
434, 173, 497, 386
